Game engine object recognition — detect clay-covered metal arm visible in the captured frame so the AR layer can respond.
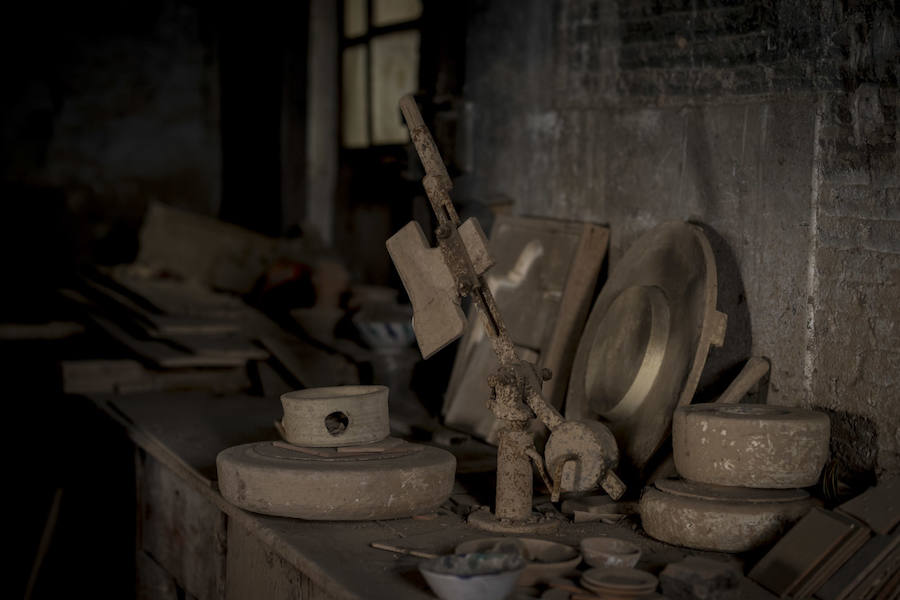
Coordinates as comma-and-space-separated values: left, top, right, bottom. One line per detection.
400, 94, 520, 367
399, 94, 565, 431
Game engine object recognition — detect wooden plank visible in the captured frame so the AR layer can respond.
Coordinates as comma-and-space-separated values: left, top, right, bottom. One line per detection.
109, 393, 282, 484
164, 334, 269, 362
540, 223, 608, 410
386, 221, 466, 359
64, 360, 147, 394
136, 550, 179, 600
793, 516, 869, 598
749, 508, 856, 596
110, 269, 249, 318
135, 200, 281, 295
0, 321, 84, 340
139, 455, 226, 600
225, 519, 335, 600
69, 281, 273, 368
848, 544, 900, 600
90, 313, 252, 369
872, 559, 900, 600
837, 478, 900, 535
260, 335, 359, 388
816, 534, 900, 600
63, 360, 251, 395
73, 276, 241, 339
95, 267, 276, 337
96, 392, 447, 599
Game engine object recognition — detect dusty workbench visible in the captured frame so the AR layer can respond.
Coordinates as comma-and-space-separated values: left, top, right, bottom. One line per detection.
91, 391, 775, 599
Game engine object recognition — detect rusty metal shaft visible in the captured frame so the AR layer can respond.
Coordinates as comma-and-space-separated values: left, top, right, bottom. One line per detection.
402, 95, 519, 368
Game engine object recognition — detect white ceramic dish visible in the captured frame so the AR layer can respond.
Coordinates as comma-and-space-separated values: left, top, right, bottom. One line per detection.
419, 553, 526, 600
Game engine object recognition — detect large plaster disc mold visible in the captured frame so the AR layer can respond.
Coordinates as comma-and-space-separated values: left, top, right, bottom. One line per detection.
280, 385, 390, 447
640, 479, 814, 553
672, 403, 830, 488
216, 439, 456, 520
566, 222, 727, 472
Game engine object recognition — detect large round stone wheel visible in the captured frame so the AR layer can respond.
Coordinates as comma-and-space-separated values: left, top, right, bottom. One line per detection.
673, 404, 830, 488
217, 439, 456, 520
640, 479, 813, 552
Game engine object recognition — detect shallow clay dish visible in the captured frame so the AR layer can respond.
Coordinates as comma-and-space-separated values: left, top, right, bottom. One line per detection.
581, 566, 658, 598
455, 537, 581, 586
580, 536, 642, 568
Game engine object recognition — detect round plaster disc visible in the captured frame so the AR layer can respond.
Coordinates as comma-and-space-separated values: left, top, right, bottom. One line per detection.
639, 482, 813, 553
280, 385, 390, 447
466, 508, 560, 535
672, 404, 830, 488
216, 439, 455, 520
581, 567, 658, 597
566, 222, 726, 474
654, 478, 810, 503
544, 420, 619, 493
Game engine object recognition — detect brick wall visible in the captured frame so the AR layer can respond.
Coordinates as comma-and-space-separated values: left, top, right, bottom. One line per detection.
464, 0, 899, 478
813, 84, 899, 475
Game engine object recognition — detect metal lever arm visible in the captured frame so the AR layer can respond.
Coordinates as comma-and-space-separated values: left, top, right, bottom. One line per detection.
400, 94, 522, 369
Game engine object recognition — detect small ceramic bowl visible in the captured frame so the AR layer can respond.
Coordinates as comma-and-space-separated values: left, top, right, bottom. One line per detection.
580, 536, 642, 569
419, 553, 526, 600
455, 537, 581, 585
352, 303, 415, 349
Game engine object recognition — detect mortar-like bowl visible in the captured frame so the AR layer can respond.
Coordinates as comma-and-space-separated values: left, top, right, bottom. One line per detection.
580, 536, 642, 569
419, 553, 525, 600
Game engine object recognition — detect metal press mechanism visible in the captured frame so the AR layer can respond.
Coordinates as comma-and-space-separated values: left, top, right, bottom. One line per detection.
387, 95, 625, 532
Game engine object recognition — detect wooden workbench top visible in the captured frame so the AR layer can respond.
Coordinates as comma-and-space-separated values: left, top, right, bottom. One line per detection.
92, 391, 769, 600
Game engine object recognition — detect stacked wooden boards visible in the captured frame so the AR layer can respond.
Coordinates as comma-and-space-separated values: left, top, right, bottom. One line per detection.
749, 478, 900, 599
66, 269, 270, 368
750, 508, 871, 598
62, 267, 357, 393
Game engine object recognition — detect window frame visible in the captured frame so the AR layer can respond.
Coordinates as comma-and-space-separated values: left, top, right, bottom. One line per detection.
338, 0, 424, 150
